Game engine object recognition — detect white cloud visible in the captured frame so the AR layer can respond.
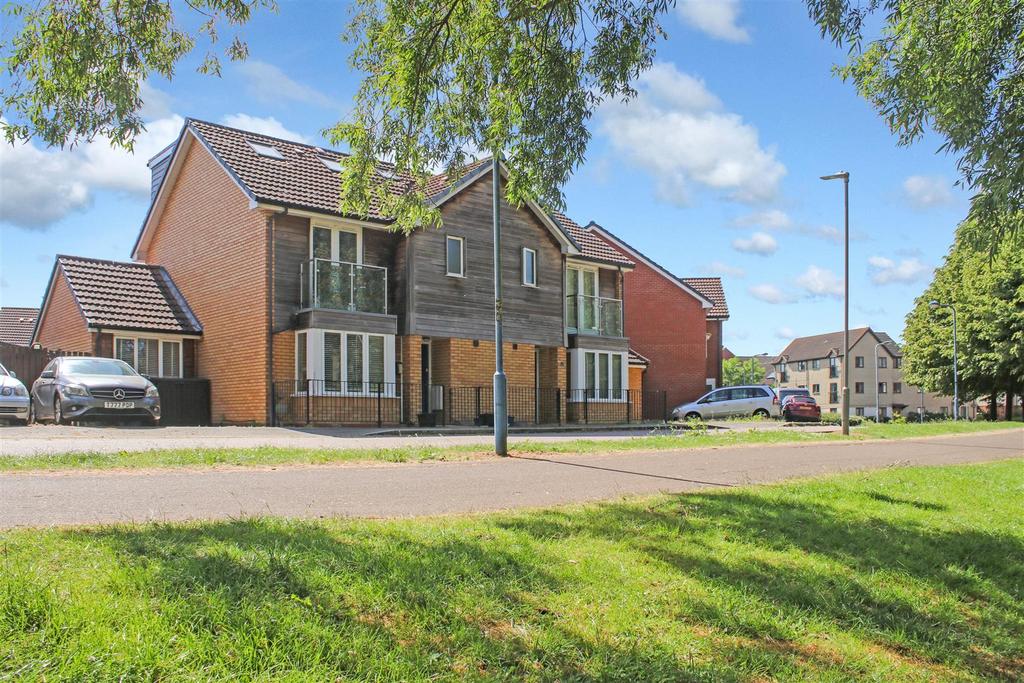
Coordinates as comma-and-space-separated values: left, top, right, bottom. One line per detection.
795, 265, 843, 298
0, 114, 184, 230
748, 283, 795, 304
599, 62, 785, 205
775, 326, 796, 340
867, 255, 930, 285
678, 0, 751, 43
221, 114, 310, 143
733, 208, 792, 231
700, 260, 746, 278
236, 60, 336, 108
139, 81, 174, 120
902, 175, 953, 209
731, 231, 777, 255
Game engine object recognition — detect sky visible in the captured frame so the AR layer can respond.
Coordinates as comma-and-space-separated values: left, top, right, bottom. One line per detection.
0, 0, 970, 356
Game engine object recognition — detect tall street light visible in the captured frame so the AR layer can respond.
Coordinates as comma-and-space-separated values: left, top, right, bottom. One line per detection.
821, 171, 850, 435
929, 300, 959, 420
874, 339, 897, 421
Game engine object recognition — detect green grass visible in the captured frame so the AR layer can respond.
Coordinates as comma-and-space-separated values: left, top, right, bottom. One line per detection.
3, 461, 1022, 681
1, 420, 1019, 473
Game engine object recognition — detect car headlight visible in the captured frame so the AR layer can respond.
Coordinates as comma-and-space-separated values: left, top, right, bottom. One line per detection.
145, 384, 159, 398
61, 383, 90, 397
0, 386, 11, 396
12, 384, 28, 397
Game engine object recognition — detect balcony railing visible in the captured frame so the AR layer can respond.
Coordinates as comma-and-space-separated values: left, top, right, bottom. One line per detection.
300, 258, 388, 315
566, 294, 623, 337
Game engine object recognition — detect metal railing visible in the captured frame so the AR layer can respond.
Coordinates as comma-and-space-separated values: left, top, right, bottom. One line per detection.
300, 258, 388, 314
565, 294, 623, 337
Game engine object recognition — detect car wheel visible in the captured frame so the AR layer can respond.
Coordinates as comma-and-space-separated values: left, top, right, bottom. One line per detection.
685, 411, 702, 421
53, 396, 66, 426
753, 408, 770, 419
782, 410, 791, 421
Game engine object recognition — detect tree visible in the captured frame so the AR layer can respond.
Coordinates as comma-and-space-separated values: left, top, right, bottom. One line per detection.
723, 357, 765, 387
902, 220, 1024, 418
805, 0, 1024, 250
1, 0, 274, 149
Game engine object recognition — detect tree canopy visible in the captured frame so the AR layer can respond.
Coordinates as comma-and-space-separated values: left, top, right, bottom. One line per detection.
805, 0, 1024, 250
901, 219, 1024, 406
723, 357, 766, 387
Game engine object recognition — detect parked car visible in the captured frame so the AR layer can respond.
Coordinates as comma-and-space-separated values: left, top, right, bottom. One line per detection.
781, 394, 821, 422
31, 357, 161, 425
672, 385, 779, 421
0, 363, 31, 425
777, 387, 811, 404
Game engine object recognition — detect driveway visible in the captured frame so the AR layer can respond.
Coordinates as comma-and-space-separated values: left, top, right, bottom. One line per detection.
0, 421, 829, 457
2, 429, 1020, 528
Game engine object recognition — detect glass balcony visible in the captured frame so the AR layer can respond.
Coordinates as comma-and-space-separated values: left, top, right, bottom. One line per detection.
566, 294, 623, 337
300, 259, 388, 315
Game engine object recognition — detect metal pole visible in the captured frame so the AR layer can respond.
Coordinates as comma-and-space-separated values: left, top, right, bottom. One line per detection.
874, 344, 879, 422
951, 305, 959, 420
842, 176, 850, 435
492, 156, 508, 455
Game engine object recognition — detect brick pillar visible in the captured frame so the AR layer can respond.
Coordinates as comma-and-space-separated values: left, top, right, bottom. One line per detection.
400, 335, 422, 424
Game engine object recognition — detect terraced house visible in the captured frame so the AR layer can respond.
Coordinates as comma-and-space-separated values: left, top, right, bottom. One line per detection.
32, 119, 728, 426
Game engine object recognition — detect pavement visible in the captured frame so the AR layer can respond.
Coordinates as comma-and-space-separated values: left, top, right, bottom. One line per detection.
1, 428, 1020, 529
0, 421, 833, 457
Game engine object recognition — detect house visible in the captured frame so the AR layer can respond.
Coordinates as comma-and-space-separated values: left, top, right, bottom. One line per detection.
0, 307, 39, 346
772, 327, 951, 418
584, 223, 730, 410
34, 118, 654, 425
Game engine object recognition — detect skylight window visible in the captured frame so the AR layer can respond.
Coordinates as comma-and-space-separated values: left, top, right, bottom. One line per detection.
247, 141, 285, 160
319, 157, 342, 172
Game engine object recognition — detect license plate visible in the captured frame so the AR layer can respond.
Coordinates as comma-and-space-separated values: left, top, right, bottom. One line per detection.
104, 401, 135, 409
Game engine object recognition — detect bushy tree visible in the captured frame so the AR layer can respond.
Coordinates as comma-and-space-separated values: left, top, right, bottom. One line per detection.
723, 357, 765, 387
806, 0, 1024, 250
902, 221, 1024, 417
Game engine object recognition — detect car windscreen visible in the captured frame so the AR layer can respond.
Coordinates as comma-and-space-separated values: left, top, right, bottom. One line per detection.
61, 358, 138, 376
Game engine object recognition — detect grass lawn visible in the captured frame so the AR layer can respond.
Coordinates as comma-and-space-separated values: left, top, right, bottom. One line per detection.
0, 419, 1019, 473
2, 460, 1022, 680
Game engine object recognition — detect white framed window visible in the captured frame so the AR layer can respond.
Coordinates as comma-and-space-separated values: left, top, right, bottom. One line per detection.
446, 236, 464, 277
296, 329, 396, 395
114, 335, 183, 377
569, 349, 627, 402
311, 223, 361, 264
522, 248, 537, 286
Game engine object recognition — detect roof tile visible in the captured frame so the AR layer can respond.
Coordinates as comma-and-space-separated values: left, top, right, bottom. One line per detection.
0, 307, 39, 346
679, 277, 729, 319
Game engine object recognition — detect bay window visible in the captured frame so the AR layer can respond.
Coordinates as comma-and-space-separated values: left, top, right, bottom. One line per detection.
114, 336, 183, 377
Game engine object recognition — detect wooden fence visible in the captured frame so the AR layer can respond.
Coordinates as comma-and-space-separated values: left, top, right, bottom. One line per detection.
0, 343, 89, 385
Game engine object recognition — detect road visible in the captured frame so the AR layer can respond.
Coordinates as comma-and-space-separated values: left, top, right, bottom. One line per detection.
2, 429, 1020, 529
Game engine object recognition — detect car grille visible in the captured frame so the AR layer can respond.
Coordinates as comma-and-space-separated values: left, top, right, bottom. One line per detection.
0, 406, 22, 413
90, 387, 147, 399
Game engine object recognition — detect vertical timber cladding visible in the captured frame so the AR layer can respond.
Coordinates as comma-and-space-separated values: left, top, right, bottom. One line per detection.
408, 168, 566, 347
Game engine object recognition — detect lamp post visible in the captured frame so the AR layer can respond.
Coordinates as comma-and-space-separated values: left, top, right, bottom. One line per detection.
929, 300, 959, 420
492, 156, 508, 454
874, 340, 897, 421
821, 171, 850, 435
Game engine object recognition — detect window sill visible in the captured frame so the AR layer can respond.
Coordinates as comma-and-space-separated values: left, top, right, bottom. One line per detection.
446, 273, 466, 279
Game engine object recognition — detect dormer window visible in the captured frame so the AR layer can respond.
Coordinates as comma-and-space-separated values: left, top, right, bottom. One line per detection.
247, 141, 285, 159
320, 157, 342, 172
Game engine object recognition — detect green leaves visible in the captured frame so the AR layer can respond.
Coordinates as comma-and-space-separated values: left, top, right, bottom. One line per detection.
332, 0, 674, 232
806, 0, 1024, 251
0, 0, 275, 148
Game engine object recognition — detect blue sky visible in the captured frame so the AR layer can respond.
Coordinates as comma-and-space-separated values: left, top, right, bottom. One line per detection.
0, 0, 969, 355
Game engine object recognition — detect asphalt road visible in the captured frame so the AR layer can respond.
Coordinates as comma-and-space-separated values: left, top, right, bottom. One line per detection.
1, 429, 1020, 529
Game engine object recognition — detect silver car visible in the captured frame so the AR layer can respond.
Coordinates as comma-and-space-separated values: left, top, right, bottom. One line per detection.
672, 385, 779, 421
31, 356, 160, 425
0, 363, 31, 424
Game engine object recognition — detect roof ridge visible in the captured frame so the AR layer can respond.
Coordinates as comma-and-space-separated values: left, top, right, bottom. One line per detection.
57, 254, 152, 268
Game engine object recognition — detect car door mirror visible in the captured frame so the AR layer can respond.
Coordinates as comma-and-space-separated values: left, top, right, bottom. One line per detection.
8, 370, 15, 378
39, 370, 55, 380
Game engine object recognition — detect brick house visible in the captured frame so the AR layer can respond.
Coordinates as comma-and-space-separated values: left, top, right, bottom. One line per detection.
35, 118, 658, 425
584, 223, 730, 410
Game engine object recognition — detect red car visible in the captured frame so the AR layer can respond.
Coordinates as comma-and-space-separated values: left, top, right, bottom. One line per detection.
782, 395, 821, 422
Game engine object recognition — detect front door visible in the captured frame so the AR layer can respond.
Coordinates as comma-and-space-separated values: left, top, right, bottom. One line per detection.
420, 341, 431, 414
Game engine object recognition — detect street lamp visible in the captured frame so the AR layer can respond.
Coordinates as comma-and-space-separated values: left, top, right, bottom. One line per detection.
821, 171, 850, 435
492, 156, 508, 454
929, 300, 959, 420
874, 339, 898, 421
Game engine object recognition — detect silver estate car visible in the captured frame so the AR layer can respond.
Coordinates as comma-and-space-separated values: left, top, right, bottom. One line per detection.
31, 357, 160, 425
0, 363, 31, 424
672, 385, 780, 421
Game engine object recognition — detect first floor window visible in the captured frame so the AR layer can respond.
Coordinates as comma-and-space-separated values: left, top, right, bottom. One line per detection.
878, 382, 887, 394
115, 336, 182, 377
855, 356, 864, 368
572, 350, 626, 401
812, 360, 821, 370
296, 330, 395, 394
811, 383, 820, 394
878, 357, 888, 369
522, 248, 537, 286
446, 236, 464, 276
894, 382, 902, 394
855, 382, 864, 394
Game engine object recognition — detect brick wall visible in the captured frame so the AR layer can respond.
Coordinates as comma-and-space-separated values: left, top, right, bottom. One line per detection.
35, 271, 93, 352
705, 319, 723, 387
139, 141, 270, 424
